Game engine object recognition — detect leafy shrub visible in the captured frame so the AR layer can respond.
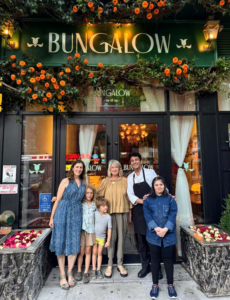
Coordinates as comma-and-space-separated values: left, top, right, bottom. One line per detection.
220, 195, 230, 232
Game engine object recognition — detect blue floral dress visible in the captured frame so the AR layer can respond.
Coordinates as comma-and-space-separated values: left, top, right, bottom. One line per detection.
49, 180, 85, 256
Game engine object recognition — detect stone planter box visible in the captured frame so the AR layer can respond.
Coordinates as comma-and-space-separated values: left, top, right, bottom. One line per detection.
181, 224, 230, 298
0, 228, 55, 300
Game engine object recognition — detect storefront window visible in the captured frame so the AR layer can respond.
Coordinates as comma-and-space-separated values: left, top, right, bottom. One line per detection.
171, 116, 203, 256
20, 116, 53, 228
66, 124, 107, 188
60, 86, 165, 113
118, 123, 159, 177
170, 92, 197, 111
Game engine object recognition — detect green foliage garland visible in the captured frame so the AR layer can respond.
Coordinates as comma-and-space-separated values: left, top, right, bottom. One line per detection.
1, 53, 230, 114
1, 0, 230, 31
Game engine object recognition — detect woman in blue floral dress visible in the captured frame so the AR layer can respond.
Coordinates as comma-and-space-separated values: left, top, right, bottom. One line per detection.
49, 160, 85, 290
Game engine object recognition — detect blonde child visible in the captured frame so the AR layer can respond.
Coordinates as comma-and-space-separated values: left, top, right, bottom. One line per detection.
91, 197, 112, 279
76, 185, 96, 284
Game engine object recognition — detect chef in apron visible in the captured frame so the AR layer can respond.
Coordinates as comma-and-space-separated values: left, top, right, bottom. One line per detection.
127, 152, 163, 279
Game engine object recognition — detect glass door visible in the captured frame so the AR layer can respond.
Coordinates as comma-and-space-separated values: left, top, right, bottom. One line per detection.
59, 117, 112, 188
112, 116, 169, 262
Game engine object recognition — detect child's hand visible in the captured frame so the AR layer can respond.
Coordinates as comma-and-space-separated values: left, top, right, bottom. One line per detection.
154, 227, 162, 233
156, 228, 168, 237
104, 241, 110, 248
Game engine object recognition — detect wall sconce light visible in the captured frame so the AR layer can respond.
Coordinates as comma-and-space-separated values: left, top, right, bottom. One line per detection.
203, 19, 222, 52
0, 21, 15, 50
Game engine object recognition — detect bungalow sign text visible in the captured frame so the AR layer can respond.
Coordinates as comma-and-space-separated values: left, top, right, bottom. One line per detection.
48, 32, 171, 54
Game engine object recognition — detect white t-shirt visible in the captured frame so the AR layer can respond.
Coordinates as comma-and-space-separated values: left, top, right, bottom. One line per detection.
127, 168, 157, 205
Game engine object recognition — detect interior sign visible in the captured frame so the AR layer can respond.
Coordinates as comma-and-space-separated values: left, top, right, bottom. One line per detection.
2, 165, 16, 183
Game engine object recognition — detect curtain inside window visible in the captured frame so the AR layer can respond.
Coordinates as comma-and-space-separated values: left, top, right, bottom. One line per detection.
79, 87, 98, 182
170, 92, 195, 256
218, 79, 230, 111
141, 87, 165, 111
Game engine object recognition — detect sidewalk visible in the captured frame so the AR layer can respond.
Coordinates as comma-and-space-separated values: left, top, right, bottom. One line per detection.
37, 265, 229, 300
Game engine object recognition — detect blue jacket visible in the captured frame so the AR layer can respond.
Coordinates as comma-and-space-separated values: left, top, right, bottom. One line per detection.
143, 194, 177, 247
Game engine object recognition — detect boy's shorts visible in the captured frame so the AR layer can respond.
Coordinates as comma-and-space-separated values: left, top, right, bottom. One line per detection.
95, 237, 105, 246
80, 230, 95, 247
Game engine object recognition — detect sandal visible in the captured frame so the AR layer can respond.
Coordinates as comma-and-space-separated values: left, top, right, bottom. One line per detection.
60, 274, 69, 290
104, 266, 113, 278
117, 265, 128, 277
67, 272, 76, 288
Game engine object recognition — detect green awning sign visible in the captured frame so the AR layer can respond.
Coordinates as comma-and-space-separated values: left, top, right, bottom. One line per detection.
2, 20, 216, 67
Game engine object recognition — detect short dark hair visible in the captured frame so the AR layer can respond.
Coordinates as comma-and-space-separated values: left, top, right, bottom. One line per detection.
129, 152, 142, 162
96, 196, 109, 209
149, 176, 169, 198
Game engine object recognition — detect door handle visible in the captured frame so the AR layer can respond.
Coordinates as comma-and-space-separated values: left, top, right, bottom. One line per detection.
225, 141, 230, 148
114, 142, 118, 145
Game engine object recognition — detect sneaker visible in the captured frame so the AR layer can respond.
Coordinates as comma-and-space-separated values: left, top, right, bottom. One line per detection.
83, 273, 90, 284
97, 270, 104, 279
75, 271, 82, 281
168, 285, 177, 299
91, 270, 97, 280
150, 285, 159, 299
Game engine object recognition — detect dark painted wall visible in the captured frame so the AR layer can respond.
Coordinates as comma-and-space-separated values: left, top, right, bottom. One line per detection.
199, 93, 222, 223
0, 115, 22, 228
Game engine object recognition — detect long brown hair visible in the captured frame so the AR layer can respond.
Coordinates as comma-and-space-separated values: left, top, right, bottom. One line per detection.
67, 160, 86, 182
83, 185, 96, 203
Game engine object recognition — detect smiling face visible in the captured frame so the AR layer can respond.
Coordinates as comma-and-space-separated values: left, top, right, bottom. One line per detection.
130, 156, 142, 171
72, 163, 83, 177
154, 180, 165, 195
110, 164, 120, 177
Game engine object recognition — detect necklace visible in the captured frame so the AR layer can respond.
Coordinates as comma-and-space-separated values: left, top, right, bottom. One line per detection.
111, 177, 120, 184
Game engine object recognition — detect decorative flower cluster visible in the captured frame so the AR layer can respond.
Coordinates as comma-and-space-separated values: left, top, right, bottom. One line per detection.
72, 0, 169, 21
0, 230, 44, 249
219, 0, 230, 6
164, 57, 188, 81
9, 54, 105, 103
189, 225, 230, 242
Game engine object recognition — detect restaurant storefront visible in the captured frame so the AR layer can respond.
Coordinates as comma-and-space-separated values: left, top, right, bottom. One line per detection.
0, 15, 230, 262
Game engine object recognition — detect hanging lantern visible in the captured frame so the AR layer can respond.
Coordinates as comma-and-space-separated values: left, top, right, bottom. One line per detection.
0, 21, 14, 39
203, 20, 220, 43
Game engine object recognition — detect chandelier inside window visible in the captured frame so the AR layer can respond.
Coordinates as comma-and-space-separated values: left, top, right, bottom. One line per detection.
120, 124, 148, 144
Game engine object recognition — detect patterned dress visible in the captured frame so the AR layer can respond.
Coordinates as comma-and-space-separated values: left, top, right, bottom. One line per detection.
49, 180, 85, 256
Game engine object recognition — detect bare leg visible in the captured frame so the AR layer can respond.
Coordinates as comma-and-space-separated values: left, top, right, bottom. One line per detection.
78, 246, 85, 272
84, 246, 92, 274
97, 245, 104, 271
57, 254, 67, 286
92, 244, 97, 270
67, 253, 78, 283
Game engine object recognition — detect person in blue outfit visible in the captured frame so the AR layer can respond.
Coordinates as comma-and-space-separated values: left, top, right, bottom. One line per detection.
143, 176, 178, 300
49, 160, 86, 290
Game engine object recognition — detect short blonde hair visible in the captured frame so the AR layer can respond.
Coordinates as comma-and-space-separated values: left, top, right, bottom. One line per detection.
107, 160, 123, 177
